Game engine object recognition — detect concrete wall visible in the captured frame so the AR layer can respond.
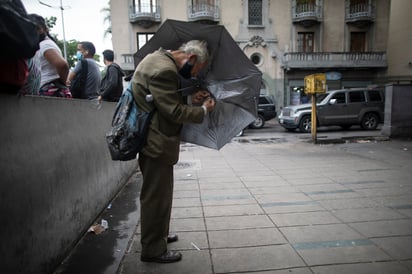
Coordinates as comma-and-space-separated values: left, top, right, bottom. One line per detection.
0, 95, 137, 274
382, 84, 412, 137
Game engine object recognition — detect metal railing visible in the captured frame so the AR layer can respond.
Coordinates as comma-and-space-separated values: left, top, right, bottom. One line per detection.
346, 2, 375, 22
292, 3, 322, 21
283, 52, 387, 69
129, 4, 161, 23
188, 2, 219, 21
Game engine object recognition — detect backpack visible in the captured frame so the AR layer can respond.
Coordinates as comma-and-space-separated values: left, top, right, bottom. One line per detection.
70, 59, 88, 99
106, 83, 154, 161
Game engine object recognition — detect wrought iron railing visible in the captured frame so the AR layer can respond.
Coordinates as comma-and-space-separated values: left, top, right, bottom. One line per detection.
346, 1, 374, 22
188, 2, 219, 21
129, 4, 161, 23
292, 3, 322, 21
283, 52, 387, 69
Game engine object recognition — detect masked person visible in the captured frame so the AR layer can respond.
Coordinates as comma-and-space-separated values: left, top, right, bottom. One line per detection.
131, 40, 215, 263
67, 41, 101, 99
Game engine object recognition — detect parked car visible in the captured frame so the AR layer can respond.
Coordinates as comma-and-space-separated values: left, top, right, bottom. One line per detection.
278, 87, 385, 133
249, 95, 277, 129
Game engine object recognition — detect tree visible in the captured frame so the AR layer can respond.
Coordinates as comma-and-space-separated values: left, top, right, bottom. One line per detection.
101, 2, 112, 39
45, 16, 100, 68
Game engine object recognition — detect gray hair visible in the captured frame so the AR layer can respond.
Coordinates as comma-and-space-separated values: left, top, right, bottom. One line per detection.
179, 40, 209, 64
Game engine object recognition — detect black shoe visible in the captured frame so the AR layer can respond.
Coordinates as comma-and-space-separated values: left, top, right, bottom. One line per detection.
141, 250, 182, 263
167, 234, 179, 243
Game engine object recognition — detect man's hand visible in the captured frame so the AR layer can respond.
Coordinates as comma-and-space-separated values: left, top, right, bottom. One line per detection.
202, 96, 215, 113
191, 90, 210, 105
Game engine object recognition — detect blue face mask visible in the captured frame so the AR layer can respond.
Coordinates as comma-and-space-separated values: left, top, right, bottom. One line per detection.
179, 61, 194, 79
76, 51, 83, 60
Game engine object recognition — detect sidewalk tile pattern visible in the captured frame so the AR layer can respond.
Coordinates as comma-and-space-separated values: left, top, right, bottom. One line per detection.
119, 138, 412, 274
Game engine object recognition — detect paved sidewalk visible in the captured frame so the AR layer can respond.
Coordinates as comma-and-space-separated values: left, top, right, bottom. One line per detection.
118, 136, 412, 274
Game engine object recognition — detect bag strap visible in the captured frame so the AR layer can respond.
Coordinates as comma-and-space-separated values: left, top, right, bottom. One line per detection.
81, 59, 88, 81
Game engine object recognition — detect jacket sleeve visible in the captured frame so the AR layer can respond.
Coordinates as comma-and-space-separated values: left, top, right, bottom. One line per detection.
99, 65, 119, 97
150, 69, 204, 125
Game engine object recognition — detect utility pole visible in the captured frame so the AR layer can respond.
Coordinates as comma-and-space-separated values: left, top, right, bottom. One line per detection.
38, 0, 68, 60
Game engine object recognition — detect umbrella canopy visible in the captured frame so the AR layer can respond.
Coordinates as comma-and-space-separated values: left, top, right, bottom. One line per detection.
134, 19, 262, 149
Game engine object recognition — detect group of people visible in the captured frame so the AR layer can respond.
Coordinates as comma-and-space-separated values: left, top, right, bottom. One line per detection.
1, 10, 124, 102
30, 14, 125, 101
3, 0, 218, 266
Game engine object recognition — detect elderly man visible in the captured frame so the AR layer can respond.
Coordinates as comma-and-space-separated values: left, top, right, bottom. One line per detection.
131, 40, 215, 263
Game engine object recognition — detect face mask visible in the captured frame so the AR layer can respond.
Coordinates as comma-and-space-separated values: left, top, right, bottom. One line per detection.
179, 61, 194, 79
76, 51, 83, 60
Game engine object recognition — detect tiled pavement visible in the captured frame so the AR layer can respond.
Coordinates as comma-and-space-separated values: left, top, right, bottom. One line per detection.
118, 137, 412, 274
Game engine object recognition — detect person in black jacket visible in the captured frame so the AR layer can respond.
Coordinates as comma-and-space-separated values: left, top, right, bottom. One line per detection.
98, 49, 125, 102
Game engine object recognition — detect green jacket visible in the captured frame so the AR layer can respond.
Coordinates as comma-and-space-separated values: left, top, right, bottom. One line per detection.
131, 49, 205, 164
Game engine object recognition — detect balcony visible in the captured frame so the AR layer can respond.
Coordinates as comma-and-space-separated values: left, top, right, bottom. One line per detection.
188, 2, 220, 23
129, 4, 161, 28
292, 3, 322, 27
120, 54, 135, 72
282, 52, 387, 70
346, 2, 375, 27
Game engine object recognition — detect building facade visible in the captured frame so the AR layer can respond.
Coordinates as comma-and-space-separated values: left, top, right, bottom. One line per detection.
109, 0, 409, 111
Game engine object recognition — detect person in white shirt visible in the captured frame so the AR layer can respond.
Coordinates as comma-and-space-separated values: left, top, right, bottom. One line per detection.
29, 14, 70, 97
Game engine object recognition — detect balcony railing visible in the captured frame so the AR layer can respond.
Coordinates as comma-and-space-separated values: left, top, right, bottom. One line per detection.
188, 2, 220, 22
292, 3, 322, 26
120, 54, 135, 71
129, 4, 161, 27
346, 2, 374, 23
283, 52, 387, 70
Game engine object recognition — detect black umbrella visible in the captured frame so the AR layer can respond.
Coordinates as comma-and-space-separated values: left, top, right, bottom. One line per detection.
134, 19, 262, 149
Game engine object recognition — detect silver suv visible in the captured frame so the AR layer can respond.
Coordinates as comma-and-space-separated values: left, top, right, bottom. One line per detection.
278, 87, 384, 133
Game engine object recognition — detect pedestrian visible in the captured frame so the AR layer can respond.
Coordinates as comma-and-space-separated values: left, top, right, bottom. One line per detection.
98, 49, 125, 102
29, 14, 71, 97
67, 41, 101, 99
131, 40, 215, 263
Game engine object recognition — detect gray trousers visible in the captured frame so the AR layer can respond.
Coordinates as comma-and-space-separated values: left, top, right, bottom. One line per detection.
138, 153, 174, 257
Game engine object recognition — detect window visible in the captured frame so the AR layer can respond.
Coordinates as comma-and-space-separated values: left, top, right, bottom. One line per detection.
133, 0, 157, 13
297, 32, 314, 52
191, 0, 215, 13
248, 0, 262, 25
349, 91, 365, 103
137, 33, 154, 50
368, 90, 383, 102
350, 32, 366, 52
332, 92, 346, 104
250, 52, 263, 65
296, 0, 316, 13
349, 0, 368, 14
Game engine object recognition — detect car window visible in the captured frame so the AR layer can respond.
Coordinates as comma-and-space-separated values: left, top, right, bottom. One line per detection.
349, 91, 365, 103
258, 96, 270, 104
316, 93, 328, 103
368, 90, 383, 102
331, 92, 346, 104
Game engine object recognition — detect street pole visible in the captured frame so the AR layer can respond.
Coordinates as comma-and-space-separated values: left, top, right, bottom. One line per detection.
60, 0, 67, 60
311, 93, 317, 144
38, 0, 67, 60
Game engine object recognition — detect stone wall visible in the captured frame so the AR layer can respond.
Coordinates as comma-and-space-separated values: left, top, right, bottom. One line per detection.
0, 95, 137, 274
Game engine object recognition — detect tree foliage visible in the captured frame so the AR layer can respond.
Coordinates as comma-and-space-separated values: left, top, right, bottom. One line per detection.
45, 16, 100, 68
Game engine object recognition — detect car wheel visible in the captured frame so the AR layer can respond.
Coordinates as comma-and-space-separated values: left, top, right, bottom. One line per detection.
299, 115, 311, 133
361, 113, 379, 130
249, 115, 265, 129
235, 129, 244, 137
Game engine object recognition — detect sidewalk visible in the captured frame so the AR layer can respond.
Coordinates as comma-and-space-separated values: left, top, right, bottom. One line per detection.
117, 134, 412, 273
